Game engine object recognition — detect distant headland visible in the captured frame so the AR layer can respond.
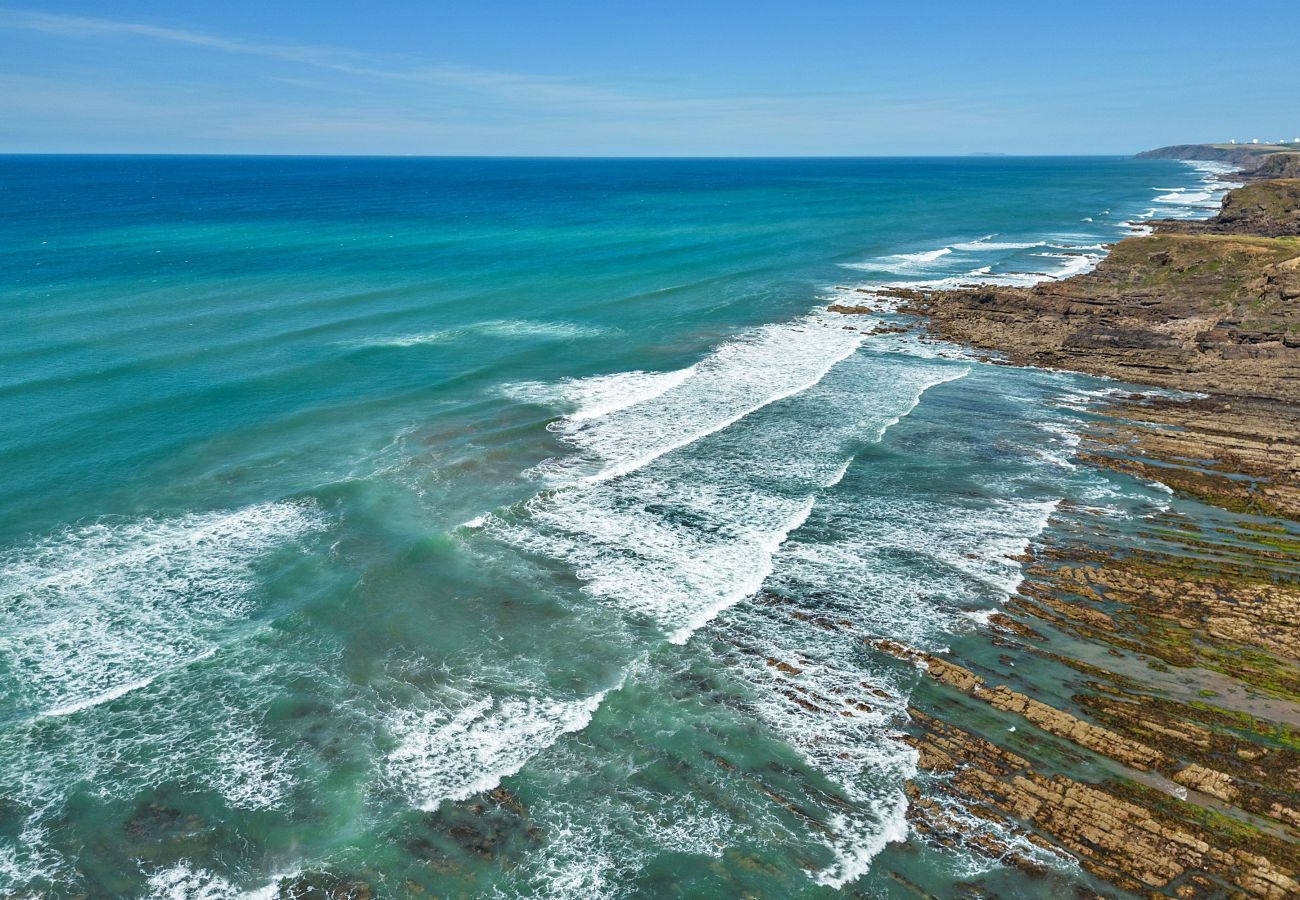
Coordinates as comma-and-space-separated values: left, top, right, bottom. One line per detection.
1139, 141, 1300, 178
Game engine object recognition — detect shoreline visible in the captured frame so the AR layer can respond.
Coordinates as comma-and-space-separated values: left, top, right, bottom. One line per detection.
832, 151, 1300, 896
2, 152, 1290, 898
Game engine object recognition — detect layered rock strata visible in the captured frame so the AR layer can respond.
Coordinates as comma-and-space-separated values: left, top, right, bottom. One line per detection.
832, 170, 1300, 896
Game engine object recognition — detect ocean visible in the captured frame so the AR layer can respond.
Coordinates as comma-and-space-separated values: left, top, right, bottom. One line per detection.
0, 155, 1231, 897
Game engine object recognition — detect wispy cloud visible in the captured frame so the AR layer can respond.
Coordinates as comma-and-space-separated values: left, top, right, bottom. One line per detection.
0, 6, 940, 118
0, 6, 1005, 154
0, 7, 667, 109
2, 9, 372, 69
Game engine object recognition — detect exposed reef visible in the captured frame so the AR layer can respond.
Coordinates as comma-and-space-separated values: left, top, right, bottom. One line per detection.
918, 178, 1300, 521
832, 156, 1300, 896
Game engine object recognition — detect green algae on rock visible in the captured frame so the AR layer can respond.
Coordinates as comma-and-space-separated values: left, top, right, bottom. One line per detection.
829, 165, 1300, 897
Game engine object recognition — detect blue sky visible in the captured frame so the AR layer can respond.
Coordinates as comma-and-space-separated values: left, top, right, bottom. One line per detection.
2, 1, 1297, 155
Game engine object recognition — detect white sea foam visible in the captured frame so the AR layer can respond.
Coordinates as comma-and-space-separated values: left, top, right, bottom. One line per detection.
363, 319, 608, 348
391, 326, 968, 854
0, 822, 63, 895
474, 320, 609, 340
816, 802, 911, 888
914, 788, 1077, 879
531, 312, 866, 484
0, 640, 354, 895
952, 237, 1047, 251
504, 366, 697, 422
1125, 163, 1236, 232
841, 246, 953, 273
502, 762, 761, 900
0, 501, 325, 719
489, 159, 1240, 891
10, 160, 1228, 896
1155, 190, 1214, 205
1144, 163, 1239, 223
463, 310, 1148, 890
1120, 222, 1155, 236
146, 861, 287, 900
500, 802, 628, 898
384, 685, 618, 810
1050, 242, 1108, 251
1183, 159, 1242, 180
1033, 420, 1082, 470
901, 246, 953, 261
211, 719, 296, 811
709, 586, 920, 888
771, 496, 1057, 644
486, 352, 969, 646
1034, 251, 1102, 279
897, 248, 1100, 290
451, 354, 977, 889
874, 332, 980, 361
0, 503, 336, 894
484, 482, 820, 646
37, 675, 159, 719
368, 330, 454, 347
666, 496, 816, 644
679, 379, 1090, 885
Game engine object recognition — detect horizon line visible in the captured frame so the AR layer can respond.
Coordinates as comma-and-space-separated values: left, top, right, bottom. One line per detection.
0, 151, 1145, 160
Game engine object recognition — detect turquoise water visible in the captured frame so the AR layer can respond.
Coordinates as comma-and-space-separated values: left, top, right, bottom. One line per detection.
0, 156, 1226, 897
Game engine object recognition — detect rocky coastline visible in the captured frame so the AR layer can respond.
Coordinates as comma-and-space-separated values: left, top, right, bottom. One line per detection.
833, 148, 1300, 897
1138, 143, 1300, 181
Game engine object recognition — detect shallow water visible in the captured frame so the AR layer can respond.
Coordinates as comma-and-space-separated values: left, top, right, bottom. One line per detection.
0, 155, 1232, 896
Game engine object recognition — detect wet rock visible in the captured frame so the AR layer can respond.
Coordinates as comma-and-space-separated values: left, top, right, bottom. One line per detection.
404, 786, 540, 868
888, 175, 1300, 896
903, 714, 1300, 897
280, 874, 375, 900
122, 803, 206, 844
118, 797, 214, 864
874, 639, 1169, 770
914, 182, 1300, 447
1173, 764, 1238, 803
765, 657, 803, 676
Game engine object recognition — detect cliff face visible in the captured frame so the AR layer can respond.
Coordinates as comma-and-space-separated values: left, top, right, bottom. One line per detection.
1213, 178, 1300, 233
1138, 143, 1299, 168
1250, 153, 1300, 181
1138, 143, 1259, 163
1138, 144, 1300, 182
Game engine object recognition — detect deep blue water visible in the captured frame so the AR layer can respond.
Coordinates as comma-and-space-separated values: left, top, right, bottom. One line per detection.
0, 155, 1226, 897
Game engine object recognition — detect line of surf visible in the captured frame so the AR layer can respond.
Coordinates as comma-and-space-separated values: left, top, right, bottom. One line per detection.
577, 337, 863, 486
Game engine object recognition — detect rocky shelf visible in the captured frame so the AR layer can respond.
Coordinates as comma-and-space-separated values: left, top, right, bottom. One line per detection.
831, 161, 1300, 897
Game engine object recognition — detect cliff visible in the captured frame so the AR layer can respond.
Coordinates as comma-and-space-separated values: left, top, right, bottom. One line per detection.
1249, 153, 1300, 181
1139, 144, 1300, 181
1139, 142, 1297, 166
1175, 178, 1300, 234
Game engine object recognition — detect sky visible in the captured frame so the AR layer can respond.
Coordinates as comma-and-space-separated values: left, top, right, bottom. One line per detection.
1, 1, 1298, 156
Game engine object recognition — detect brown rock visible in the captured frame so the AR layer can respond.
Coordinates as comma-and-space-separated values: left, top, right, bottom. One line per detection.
1173, 765, 1239, 803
